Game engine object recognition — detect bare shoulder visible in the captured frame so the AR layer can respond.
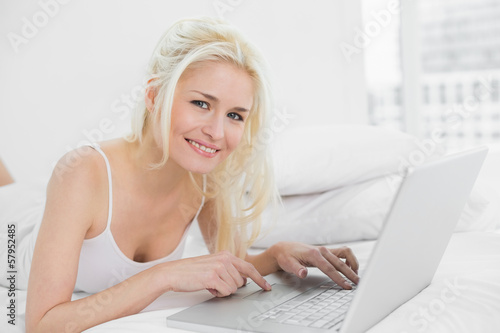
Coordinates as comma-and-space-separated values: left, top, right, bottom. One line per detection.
50, 146, 104, 185
45, 146, 107, 227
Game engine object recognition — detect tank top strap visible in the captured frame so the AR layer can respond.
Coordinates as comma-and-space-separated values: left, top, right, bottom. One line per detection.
87, 143, 113, 230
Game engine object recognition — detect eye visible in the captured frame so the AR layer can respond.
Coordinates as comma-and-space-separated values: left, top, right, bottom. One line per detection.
227, 112, 244, 121
191, 100, 209, 109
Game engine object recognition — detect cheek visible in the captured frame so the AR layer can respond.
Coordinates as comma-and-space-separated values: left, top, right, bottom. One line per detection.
169, 108, 190, 139
226, 125, 246, 151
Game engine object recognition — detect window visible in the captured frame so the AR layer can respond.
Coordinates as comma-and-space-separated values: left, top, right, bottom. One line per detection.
363, 0, 500, 151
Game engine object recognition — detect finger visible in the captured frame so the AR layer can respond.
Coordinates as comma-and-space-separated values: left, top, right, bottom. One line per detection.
332, 247, 360, 275
207, 275, 234, 297
205, 263, 236, 297
209, 288, 227, 298
225, 261, 246, 288
346, 258, 358, 275
312, 250, 353, 289
213, 252, 245, 292
215, 264, 240, 294
321, 248, 359, 286
277, 255, 308, 279
233, 260, 272, 291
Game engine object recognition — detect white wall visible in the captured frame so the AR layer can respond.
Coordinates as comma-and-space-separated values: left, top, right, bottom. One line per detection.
0, 0, 367, 183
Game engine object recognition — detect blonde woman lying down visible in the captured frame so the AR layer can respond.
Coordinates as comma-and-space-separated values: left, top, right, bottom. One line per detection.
0, 17, 359, 333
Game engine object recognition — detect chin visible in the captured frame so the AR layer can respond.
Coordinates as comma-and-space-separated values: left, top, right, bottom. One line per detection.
182, 161, 218, 175
187, 167, 212, 175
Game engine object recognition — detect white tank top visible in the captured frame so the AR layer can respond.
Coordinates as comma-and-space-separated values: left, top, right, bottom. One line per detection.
74, 143, 205, 293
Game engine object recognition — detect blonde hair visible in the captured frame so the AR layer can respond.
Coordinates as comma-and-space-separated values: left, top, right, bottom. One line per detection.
126, 17, 277, 258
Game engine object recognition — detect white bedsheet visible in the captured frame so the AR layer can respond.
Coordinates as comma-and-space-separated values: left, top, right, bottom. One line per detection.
3, 231, 500, 333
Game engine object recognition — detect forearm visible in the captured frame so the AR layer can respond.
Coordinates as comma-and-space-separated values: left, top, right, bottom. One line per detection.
245, 244, 281, 276
29, 265, 167, 333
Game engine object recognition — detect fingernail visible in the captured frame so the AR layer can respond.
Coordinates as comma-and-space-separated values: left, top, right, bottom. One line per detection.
299, 268, 307, 278
265, 282, 272, 290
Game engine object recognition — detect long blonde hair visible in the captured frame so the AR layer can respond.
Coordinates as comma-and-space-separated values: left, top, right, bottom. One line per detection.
126, 17, 277, 258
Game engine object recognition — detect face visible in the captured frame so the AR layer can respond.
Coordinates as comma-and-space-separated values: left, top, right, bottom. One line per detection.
166, 61, 254, 174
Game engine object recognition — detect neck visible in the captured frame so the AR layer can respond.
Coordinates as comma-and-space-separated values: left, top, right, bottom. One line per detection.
126, 132, 190, 196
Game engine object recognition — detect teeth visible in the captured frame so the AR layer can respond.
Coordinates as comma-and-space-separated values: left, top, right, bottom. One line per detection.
188, 140, 217, 154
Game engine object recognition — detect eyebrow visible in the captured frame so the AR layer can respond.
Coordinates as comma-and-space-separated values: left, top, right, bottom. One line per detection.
190, 90, 249, 112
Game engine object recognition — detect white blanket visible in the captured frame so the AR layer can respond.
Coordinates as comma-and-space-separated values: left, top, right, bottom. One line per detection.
3, 231, 500, 333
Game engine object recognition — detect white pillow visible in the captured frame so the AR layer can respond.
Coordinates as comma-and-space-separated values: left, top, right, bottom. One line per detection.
252, 176, 499, 248
253, 176, 398, 247
272, 125, 445, 196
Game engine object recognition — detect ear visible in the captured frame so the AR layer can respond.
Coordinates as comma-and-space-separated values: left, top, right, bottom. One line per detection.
145, 81, 157, 113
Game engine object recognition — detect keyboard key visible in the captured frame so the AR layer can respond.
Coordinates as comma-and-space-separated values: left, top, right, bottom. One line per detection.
310, 319, 330, 328
255, 284, 357, 327
296, 304, 312, 310
283, 319, 301, 325
270, 312, 294, 323
329, 321, 344, 331
325, 318, 344, 329
277, 305, 293, 311
287, 301, 302, 307
284, 319, 314, 326
308, 314, 325, 321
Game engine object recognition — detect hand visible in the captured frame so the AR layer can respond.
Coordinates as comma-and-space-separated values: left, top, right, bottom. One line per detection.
270, 242, 360, 289
158, 251, 272, 297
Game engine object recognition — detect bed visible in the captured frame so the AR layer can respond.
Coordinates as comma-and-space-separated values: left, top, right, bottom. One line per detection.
2, 125, 500, 333
4, 230, 500, 333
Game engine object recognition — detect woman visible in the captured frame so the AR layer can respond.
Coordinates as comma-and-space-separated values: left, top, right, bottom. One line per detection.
1, 17, 359, 332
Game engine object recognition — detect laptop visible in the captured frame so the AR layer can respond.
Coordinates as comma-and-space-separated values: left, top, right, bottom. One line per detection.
167, 146, 488, 333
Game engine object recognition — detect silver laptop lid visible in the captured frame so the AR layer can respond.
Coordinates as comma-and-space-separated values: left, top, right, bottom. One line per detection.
341, 146, 488, 333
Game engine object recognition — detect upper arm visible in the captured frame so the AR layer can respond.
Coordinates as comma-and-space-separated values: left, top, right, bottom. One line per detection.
26, 147, 103, 328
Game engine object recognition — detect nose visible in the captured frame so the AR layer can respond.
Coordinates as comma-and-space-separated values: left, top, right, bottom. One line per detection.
202, 113, 225, 141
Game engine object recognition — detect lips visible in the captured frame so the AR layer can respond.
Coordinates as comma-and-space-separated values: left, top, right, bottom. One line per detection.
186, 139, 220, 156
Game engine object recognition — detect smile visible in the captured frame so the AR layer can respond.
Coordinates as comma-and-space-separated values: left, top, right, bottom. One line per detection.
187, 139, 218, 154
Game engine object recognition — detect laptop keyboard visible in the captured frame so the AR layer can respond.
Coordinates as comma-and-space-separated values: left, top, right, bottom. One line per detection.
254, 281, 357, 331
